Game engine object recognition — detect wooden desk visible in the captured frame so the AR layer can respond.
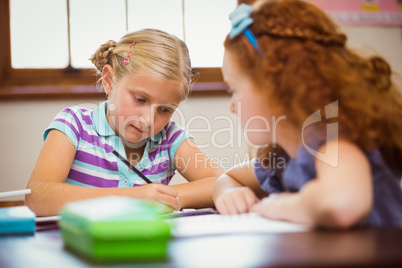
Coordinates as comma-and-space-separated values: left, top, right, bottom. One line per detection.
1, 228, 402, 267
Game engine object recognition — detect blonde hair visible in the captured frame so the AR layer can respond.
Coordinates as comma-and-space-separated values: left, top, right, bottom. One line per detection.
89, 29, 193, 100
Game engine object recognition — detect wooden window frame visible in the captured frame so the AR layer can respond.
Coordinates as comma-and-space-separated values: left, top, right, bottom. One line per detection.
0, 0, 228, 100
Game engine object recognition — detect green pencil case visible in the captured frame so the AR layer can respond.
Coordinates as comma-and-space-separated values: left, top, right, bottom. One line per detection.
59, 196, 172, 262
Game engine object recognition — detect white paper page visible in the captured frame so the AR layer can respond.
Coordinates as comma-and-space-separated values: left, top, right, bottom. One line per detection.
165, 213, 310, 237
35, 215, 61, 223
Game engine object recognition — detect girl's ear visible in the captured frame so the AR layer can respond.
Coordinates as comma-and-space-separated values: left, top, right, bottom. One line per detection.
102, 65, 115, 95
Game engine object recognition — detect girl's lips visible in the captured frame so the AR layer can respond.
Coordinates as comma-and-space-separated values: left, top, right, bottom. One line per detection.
131, 125, 148, 134
132, 125, 143, 133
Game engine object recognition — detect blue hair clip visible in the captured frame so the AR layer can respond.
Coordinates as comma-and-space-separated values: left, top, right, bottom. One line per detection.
228, 3, 262, 56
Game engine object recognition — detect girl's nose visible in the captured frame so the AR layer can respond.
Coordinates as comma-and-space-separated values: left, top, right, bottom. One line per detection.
229, 98, 237, 114
142, 105, 157, 126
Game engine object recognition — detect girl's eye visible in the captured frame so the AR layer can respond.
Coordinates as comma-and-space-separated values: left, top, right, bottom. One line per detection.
136, 97, 146, 103
159, 107, 173, 114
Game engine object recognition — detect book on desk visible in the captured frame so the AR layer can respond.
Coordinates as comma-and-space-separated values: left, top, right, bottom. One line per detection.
0, 206, 36, 235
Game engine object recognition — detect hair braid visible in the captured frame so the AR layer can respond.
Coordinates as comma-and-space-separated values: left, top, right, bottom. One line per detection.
253, 1, 346, 46
259, 25, 346, 46
89, 40, 117, 72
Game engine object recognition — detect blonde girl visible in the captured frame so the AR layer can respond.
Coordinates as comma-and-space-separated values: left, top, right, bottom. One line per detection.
27, 29, 223, 216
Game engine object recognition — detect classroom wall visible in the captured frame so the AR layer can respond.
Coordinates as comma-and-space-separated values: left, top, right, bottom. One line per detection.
1, 25, 401, 200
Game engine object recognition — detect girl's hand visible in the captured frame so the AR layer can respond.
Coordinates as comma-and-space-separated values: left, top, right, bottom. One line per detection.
137, 184, 181, 211
250, 193, 294, 221
214, 187, 259, 215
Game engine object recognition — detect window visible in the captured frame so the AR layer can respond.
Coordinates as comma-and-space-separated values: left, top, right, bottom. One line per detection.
0, 0, 235, 98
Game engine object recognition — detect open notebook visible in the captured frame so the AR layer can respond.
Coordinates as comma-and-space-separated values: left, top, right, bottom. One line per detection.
165, 212, 310, 237
35, 209, 310, 236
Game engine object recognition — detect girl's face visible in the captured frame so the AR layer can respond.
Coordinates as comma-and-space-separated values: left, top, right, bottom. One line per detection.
222, 50, 274, 147
104, 68, 182, 145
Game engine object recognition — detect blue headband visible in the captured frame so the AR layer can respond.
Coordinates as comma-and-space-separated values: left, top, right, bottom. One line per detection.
229, 3, 262, 56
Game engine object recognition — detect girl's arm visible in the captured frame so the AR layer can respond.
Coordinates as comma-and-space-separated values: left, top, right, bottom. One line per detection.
26, 130, 180, 216
213, 160, 268, 214
251, 140, 372, 229
171, 138, 224, 208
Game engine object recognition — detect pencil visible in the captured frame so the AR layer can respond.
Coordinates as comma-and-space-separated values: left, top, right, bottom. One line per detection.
0, 189, 31, 198
111, 149, 183, 211
112, 149, 153, 184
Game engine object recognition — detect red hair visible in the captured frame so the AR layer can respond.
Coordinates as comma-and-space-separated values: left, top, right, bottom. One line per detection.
225, 0, 402, 171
